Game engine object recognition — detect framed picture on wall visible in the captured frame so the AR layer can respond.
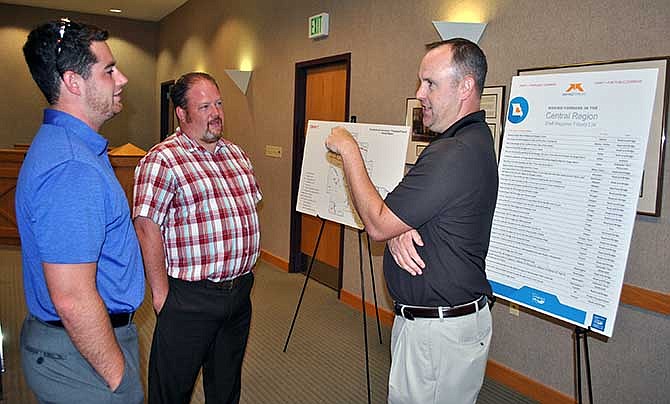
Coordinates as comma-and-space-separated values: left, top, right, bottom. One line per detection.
404, 98, 437, 164
481, 86, 505, 159
518, 57, 669, 216
404, 85, 506, 164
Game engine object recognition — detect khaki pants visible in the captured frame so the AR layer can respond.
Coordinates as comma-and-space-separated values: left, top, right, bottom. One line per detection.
388, 304, 492, 404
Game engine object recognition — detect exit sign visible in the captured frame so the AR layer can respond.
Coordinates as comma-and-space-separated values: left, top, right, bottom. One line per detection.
309, 13, 329, 39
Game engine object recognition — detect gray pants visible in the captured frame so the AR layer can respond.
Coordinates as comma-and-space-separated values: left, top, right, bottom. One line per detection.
20, 314, 144, 404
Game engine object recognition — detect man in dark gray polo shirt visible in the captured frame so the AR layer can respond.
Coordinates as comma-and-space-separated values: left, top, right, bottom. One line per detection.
326, 38, 498, 404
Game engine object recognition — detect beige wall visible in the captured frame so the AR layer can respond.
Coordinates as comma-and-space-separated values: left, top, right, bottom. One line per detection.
157, 1, 670, 402
0, 4, 159, 149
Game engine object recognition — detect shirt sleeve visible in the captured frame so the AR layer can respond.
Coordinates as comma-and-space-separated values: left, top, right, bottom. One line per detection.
32, 160, 106, 263
133, 152, 175, 225
231, 144, 262, 204
385, 140, 479, 228
244, 154, 262, 204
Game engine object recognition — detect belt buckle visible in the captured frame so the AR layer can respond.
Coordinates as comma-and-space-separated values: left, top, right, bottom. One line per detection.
399, 305, 415, 321
207, 278, 234, 290
219, 278, 235, 290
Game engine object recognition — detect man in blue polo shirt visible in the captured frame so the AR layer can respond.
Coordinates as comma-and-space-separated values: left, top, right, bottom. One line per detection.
16, 19, 144, 403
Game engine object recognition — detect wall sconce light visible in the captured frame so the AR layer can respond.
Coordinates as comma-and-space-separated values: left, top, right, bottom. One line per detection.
432, 21, 487, 44
225, 69, 253, 95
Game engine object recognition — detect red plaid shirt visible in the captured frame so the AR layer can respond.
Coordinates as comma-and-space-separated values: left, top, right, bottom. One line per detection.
133, 129, 262, 281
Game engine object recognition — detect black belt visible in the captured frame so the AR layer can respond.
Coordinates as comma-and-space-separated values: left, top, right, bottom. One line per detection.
45, 312, 135, 328
200, 272, 251, 291
394, 296, 488, 320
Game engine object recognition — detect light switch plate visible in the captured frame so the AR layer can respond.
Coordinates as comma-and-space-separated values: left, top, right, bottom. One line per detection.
265, 145, 282, 158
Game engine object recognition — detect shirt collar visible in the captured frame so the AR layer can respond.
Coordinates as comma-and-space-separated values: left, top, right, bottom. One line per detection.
434, 110, 486, 142
43, 109, 109, 155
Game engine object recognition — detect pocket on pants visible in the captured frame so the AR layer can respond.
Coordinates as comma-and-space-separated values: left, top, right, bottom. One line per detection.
111, 357, 144, 404
22, 343, 96, 402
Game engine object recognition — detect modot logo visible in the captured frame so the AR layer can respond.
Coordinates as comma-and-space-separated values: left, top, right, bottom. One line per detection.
565, 83, 585, 93
507, 96, 529, 124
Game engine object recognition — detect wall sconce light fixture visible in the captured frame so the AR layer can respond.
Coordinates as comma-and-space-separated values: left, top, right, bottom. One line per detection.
432, 21, 487, 44
225, 69, 253, 95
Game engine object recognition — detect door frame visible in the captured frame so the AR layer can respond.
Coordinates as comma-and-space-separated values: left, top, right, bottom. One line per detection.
160, 80, 175, 141
289, 53, 352, 284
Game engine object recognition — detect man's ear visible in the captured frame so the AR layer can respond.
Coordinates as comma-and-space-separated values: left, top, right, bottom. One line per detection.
175, 106, 187, 122
61, 71, 82, 96
460, 75, 476, 100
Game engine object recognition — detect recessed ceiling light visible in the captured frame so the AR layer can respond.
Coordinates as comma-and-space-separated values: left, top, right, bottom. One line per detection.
109, 9, 122, 13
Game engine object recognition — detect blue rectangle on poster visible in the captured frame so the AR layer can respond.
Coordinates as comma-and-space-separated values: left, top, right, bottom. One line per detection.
491, 281, 587, 325
590, 315, 607, 331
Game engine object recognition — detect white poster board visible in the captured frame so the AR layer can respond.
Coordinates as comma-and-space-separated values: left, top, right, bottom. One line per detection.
487, 69, 658, 337
297, 120, 410, 229
519, 58, 669, 216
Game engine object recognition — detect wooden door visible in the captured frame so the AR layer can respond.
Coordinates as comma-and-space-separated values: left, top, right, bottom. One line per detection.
300, 63, 348, 286
0, 149, 23, 245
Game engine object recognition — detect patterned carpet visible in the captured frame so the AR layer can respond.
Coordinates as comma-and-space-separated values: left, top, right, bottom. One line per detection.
0, 246, 536, 403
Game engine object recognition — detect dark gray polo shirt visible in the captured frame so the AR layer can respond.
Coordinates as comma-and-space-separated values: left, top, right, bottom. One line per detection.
384, 111, 498, 307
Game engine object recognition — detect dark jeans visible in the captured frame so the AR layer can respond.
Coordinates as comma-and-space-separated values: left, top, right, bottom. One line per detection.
148, 272, 254, 404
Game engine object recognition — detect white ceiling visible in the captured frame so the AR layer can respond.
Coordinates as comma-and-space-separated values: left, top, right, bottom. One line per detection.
2, 0, 189, 22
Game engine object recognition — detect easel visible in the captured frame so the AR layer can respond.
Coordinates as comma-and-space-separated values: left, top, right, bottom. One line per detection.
574, 326, 594, 404
0, 322, 4, 401
283, 218, 383, 404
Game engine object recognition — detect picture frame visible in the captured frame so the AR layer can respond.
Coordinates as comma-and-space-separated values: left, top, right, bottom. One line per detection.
481, 86, 505, 159
404, 98, 437, 164
518, 57, 669, 216
404, 85, 506, 164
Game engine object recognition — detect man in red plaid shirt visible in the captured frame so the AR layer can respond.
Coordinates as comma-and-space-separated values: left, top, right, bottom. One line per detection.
133, 72, 261, 404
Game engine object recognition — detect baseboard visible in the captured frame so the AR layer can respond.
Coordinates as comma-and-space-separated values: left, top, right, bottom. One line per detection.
339, 288, 395, 326
260, 249, 289, 272
486, 360, 574, 404
340, 289, 574, 404
620, 283, 670, 315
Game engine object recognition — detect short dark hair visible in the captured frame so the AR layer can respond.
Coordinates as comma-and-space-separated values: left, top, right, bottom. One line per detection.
170, 72, 220, 110
427, 38, 487, 95
23, 20, 108, 105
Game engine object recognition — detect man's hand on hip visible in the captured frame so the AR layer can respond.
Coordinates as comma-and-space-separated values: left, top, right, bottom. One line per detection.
387, 229, 425, 275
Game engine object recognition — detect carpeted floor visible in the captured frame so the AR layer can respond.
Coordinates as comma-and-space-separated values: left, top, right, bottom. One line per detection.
0, 246, 537, 403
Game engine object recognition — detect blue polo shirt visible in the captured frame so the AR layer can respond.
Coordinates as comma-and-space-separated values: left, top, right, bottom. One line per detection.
15, 109, 145, 321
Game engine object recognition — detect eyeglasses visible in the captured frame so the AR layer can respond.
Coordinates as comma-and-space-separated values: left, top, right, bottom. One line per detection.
55, 18, 71, 56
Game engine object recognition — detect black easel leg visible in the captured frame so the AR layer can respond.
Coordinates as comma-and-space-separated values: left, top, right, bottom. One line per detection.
283, 219, 326, 352
575, 327, 582, 404
365, 233, 383, 344
575, 326, 594, 404
358, 230, 372, 404
584, 328, 594, 404
0, 321, 3, 401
